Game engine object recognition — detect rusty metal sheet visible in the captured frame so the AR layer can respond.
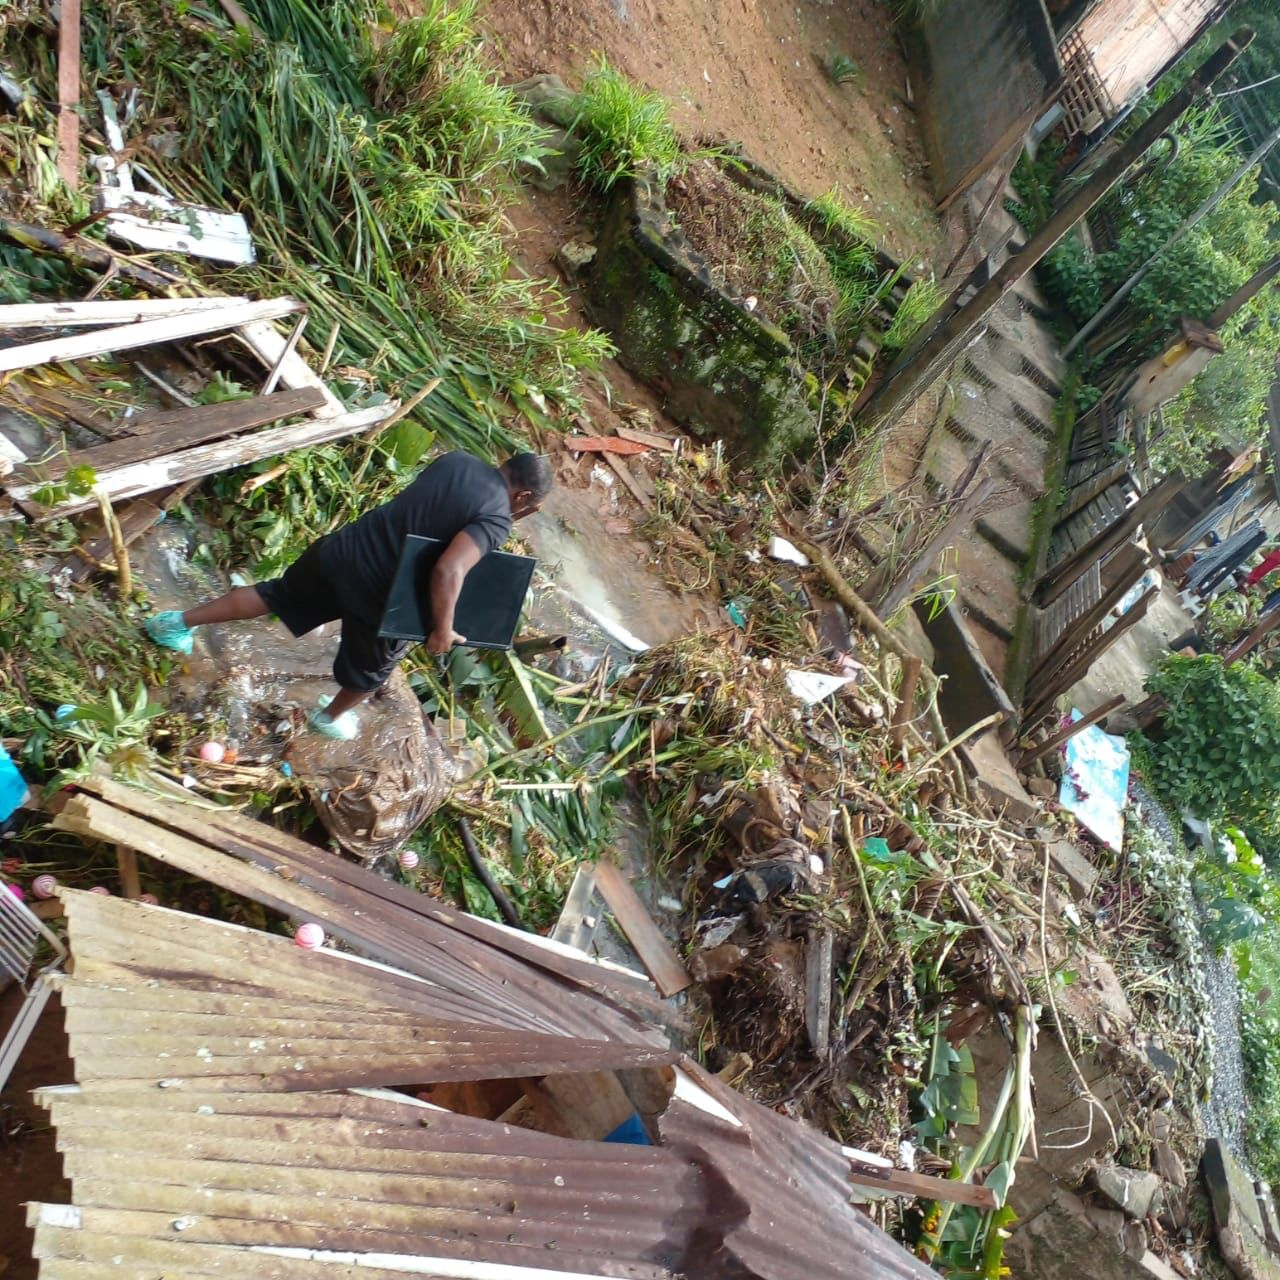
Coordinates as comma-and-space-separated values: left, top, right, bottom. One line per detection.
34, 869, 936, 1280
62, 784, 672, 1047
55, 893, 674, 1090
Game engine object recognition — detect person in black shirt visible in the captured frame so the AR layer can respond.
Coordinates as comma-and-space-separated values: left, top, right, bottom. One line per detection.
144, 451, 553, 740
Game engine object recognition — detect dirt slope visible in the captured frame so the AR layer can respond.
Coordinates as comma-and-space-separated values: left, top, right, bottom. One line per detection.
479, 0, 941, 264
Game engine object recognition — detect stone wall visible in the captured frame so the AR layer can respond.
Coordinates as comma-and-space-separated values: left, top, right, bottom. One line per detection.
586, 176, 816, 468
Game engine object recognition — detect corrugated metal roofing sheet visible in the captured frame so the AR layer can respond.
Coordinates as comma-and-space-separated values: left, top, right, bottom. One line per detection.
59, 779, 671, 1048
29, 890, 937, 1280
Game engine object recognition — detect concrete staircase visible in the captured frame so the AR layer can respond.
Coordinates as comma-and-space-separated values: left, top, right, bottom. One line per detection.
921, 170, 1068, 683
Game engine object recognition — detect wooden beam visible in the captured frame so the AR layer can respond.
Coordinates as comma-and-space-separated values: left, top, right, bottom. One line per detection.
0, 298, 304, 374
1028, 545, 1148, 698
0, 297, 250, 328
15, 388, 325, 485
1037, 475, 1182, 606
856, 34, 1248, 436
1020, 694, 1126, 762
1055, 459, 1130, 525
7, 404, 395, 518
874, 477, 997, 618
846, 1160, 1000, 1210
56, 0, 81, 189
115, 845, 141, 899
67, 480, 199, 583
592, 861, 692, 997
237, 319, 345, 418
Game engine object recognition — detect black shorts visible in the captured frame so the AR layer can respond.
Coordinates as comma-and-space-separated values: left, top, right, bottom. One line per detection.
255, 542, 410, 693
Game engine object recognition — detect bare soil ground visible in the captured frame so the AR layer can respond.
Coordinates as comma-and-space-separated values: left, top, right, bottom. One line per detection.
480, 0, 941, 266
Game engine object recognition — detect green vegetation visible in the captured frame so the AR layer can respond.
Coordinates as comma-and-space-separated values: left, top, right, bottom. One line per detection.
881, 276, 944, 350
0, 0, 614, 571
823, 52, 860, 86
1012, 96, 1280, 478
570, 58, 684, 190
1139, 654, 1280, 842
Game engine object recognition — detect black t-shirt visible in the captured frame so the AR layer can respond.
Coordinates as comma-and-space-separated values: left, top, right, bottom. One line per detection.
320, 452, 512, 625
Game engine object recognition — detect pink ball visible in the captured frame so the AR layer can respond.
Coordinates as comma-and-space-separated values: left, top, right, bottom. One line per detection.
294, 922, 325, 950
137, 893, 159, 905
32, 874, 58, 900
398, 850, 420, 870
88, 886, 110, 896
6, 882, 24, 901
199, 741, 226, 764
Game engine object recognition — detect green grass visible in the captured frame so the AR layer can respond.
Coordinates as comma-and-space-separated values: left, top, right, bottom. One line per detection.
823, 52, 860, 86
880, 276, 945, 350
0, 0, 621, 570
8, 0, 611, 465
570, 58, 684, 190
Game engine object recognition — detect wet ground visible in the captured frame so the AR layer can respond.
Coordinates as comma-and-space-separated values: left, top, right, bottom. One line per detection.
523, 479, 720, 655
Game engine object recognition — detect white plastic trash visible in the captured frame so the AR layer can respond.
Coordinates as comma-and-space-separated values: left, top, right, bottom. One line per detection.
785, 670, 854, 705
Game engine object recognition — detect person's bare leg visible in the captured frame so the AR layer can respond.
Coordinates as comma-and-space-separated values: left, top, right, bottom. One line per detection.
320, 687, 372, 720
182, 586, 270, 627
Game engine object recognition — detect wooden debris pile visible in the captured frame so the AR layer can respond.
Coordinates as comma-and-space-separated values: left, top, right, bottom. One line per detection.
0, 294, 398, 584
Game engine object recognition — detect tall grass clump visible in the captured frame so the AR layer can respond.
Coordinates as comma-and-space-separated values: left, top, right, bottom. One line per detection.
805, 187, 884, 333
570, 59, 684, 190
881, 276, 945, 350
69, 0, 610, 442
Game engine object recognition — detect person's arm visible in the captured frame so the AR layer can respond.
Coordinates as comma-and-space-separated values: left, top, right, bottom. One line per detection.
426, 529, 484, 653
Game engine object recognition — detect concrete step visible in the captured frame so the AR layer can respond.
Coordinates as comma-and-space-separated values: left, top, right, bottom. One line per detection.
947, 388, 1047, 499
968, 360, 1057, 440
924, 424, 1038, 568
976, 496, 1036, 565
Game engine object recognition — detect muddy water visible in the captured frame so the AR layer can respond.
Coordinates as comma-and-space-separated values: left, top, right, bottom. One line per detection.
523, 482, 719, 656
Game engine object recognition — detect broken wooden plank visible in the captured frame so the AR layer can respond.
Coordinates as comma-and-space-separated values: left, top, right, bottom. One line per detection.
236, 319, 345, 419
0, 297, 304, 375
68, 479, 198, 583
616, 424, 678, 452
97, 188, 255, 265
592, 860, 691, 997
805, 927, 833, 1055
604, 451, 655, 508
550, 864, 601, 952
261, 314, 308, 395
7, 403, 395, 519
567, 435, 650, 456
1020, 694, 1126, 763
0, 297, 250, 329
56, 0, 80, 189
14, 388, 326, 485
845, 1158, 1000, 1210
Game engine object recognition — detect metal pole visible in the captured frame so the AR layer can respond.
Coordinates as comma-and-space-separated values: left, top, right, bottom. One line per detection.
1064, 114, 1280, 357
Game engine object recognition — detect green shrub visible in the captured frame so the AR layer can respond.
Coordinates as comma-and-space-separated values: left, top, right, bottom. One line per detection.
1141, 654, 1280, 837
823, 52, 860, 86
881, 276, 945, 350
570, 59, 683, 190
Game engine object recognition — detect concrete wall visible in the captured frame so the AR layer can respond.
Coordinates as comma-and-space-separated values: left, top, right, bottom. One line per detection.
910, 0, 1061, 207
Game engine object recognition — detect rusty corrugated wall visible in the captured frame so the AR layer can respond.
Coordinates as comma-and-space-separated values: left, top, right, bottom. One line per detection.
27, 889, 940, 1280
1078, 0, 1220, 104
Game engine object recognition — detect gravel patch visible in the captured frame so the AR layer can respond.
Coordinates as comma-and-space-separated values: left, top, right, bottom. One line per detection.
1128, 778, 1249, 1161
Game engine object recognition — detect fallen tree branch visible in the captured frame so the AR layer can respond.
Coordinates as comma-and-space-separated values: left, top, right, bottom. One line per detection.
457, 814, 526, 931
782, 522, 966, 797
